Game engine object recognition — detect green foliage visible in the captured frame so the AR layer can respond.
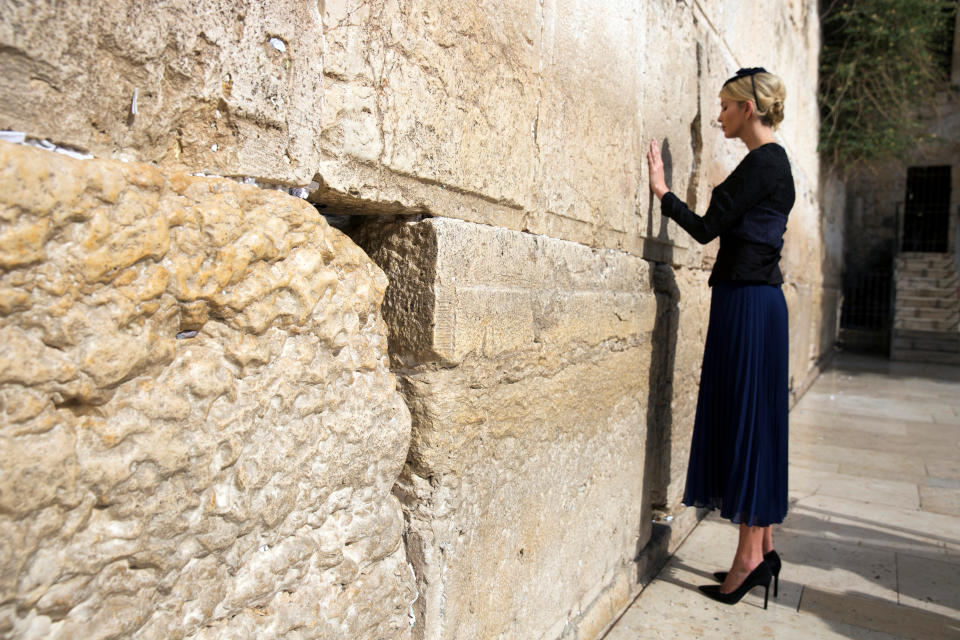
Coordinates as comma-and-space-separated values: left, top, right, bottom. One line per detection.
818, 0, 957, 169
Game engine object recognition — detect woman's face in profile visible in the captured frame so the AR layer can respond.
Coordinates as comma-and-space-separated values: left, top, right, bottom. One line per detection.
717, 99, 747, 139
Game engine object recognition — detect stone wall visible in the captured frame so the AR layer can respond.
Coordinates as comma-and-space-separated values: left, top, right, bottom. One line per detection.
0, 142, 414, 639
355, 218, 655, 639
843, 99, 960, 276
1, 1, 836, 639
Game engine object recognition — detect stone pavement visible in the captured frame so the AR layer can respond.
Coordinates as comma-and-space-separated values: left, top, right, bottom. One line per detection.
604, 352, 960, 639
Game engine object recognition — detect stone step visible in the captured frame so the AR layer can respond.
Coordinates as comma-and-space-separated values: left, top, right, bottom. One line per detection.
896, 271, 957, 284
897, 257, 956, 269
894, 328, 960, 339
897, 252, 956, 268
890, 349, 960, 364
893, 317, 960, 331
896, 288, 956, 299
897, 295, 960, 309
895, 306, 959, 321
895, 276, 958, 290
894, 291, 957, 306
892, 334, 960, 353
896, 266, 956, 279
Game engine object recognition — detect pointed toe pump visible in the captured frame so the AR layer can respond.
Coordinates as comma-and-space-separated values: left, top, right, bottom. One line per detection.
700, 561, 773, 609
713, 549, 781, 597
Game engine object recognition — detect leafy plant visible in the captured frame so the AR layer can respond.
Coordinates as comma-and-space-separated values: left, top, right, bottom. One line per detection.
818, 0, 957, 169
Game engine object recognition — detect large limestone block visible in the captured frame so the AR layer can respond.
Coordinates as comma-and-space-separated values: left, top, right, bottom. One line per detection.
0, 141, 414, 639
359, 218, 654, 368
357, 218, 656, 639
529, 0, 694, 255
0, 0, 327, 184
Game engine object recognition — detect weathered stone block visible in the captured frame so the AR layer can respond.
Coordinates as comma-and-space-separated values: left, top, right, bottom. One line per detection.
357, 218, 656, 639
0, 0, 329, 184
0, 141, 414, 639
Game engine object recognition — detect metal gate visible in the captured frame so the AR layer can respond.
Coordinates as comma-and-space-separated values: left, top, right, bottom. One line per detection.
900, 165, 952, 253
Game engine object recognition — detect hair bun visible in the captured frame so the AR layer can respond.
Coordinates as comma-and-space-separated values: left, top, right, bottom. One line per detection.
768, 100, 785, 127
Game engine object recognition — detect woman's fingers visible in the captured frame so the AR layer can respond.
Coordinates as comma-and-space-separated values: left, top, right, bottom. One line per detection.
647, 139, 667, 197
648, 139, 661, 166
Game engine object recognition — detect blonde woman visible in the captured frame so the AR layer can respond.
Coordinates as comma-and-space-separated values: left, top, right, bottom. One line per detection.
647, 68, 792, 608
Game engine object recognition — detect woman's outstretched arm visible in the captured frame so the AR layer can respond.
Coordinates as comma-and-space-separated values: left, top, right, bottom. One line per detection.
646, 139, 771, 245
647, 139, 670, 200
647, 139, 715, 244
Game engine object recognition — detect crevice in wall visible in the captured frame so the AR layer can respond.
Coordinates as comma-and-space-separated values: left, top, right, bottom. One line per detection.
321, 208, 431, 237
0, 130, 93, 159
308, 204, 440, 638
686, 42, 703, 212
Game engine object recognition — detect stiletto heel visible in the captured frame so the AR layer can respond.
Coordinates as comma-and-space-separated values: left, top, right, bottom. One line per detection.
713, 549, 781, 598
699, 561, 772, 608
767, 550, 781, 598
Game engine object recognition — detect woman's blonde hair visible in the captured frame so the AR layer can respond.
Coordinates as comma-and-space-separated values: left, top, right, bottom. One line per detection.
719, 71, 786, 129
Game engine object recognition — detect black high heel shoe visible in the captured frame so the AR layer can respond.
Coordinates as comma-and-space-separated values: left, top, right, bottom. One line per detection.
699, 561, 773, 609
713, 549, 781, 597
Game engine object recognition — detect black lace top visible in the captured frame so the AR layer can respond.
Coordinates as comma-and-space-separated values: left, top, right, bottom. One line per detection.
660, 143, 795, 286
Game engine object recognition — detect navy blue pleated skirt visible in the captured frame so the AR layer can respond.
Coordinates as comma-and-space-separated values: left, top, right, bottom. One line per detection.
682, 282, 789, 526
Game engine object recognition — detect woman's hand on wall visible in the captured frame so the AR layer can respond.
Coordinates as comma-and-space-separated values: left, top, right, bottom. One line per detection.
647, 139, 669, 201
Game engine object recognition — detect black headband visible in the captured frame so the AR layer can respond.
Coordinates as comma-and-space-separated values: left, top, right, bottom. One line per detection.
723, 67, 768, 109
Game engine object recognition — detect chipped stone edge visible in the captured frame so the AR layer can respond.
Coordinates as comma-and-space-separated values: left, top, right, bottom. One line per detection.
0, 130, 321, 199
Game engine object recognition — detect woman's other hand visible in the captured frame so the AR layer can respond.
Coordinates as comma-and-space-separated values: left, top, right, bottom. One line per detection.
647, 139, 669, 200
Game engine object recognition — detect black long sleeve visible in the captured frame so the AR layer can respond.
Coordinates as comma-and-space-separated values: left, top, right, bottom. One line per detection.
658, 143, 795, 286
660, 149, 778, 245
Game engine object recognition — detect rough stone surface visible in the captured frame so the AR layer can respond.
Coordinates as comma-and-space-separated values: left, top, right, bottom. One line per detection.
0, 142, 414, 639
0, 1, 840, 638
357, 218, 655, 640
0, 0, 327, 184
0, 0, 813, 266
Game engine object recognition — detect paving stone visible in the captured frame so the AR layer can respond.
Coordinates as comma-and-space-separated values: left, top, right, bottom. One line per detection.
897, 552, 960, 621
790, 408, 909, 436
789, 458, 840, 473
789, 468, 921, 510
795, 494, 958, 551
926, 459, 960, 482
790, 442, 928, 484
607, 353, 960, 638
776, 535, 899, 604
920, 486, 960, 517
798, 586, 960, 640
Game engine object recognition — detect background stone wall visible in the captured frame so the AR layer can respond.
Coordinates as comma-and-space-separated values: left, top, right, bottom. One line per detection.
1, 1, 837, 639
838, 14, 958, 354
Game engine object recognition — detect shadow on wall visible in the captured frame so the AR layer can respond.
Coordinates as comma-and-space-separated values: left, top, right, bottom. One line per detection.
637, 138, 681, 576
647, 139, 674, 245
